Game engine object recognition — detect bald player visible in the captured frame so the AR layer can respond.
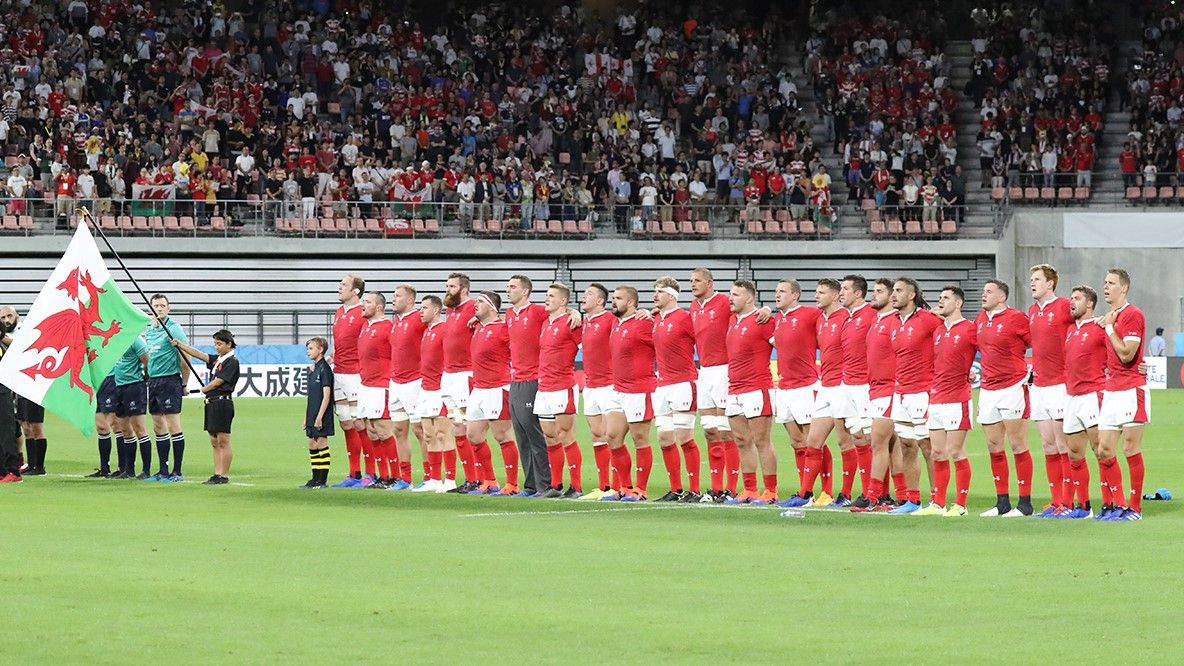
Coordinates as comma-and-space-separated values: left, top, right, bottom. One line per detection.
601, 286, 657, 501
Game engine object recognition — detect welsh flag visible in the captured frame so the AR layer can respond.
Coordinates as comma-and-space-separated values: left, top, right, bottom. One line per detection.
0, 224, 152, 435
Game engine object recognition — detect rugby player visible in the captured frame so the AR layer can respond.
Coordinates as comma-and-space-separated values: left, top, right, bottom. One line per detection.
387, 284, 427, 491
772, 279, 822, 508
723, 280, 778, 505
329, 274, 368, 487
355, 291, 396, 488
577, 284, 617, 500
441, 273, 481, 493
466, 291, 515, 495
535, 283, 584, 498
414, 296, 458, 492
651, 276, 699, 502
836, 275, 877, 502
804, 278, 854, 506
601, 286, 656, 501
850, 279, 902, 512
689, 268, 740, 500
1027, 265, 1074, 517
1060, 285, 1106, 519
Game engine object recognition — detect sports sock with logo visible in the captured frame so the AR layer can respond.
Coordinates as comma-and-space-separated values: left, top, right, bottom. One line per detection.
499, 440, 519, 487
1126, 452, 1144, 512
593, 442, 611, 490
564, 441, 582, 491
610, 446, 633, 491
454, 434, 477, 482
707, 442, 725, 493
840, 447, 858, 497
681, 440, 700, 493
931, 459, 950, 507
1014, 450, 1033, 499
660, 445, 682, 491
442, 448, 457, 481
427, 450, 443, 481
954, 458, 971, 507
635, 446, 653, 495
1044, 453, 1063, 506
820, 444, 834, 495
855, 443, 873, 493
1068, 457, 1090, 507
1098, 457, 1125, 507
344, 429, 361, 477
723, 440, 739, 493
155, 434, 170, 475
547, 444, 565, 488
762, 474, 777, 497
170, 432, 185, 476
989, 450, 1009, 494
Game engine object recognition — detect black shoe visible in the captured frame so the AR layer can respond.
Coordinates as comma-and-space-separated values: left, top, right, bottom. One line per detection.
301, 478, 318, 489
559, 487, 582, 499
537, 487, 564, 499
24, 467, 46, 476
992, 494, 1013, 516
849, 495, 873, 511
85, 469, 110, 478
681, 491, 704, 503
370, 478, 391, 489
203, 475, 221, 485
873, 496, 896, 511
449, 480, 478, 494
135, 471, 151, 481
715, 489, 736, 504
1016, 496, 1034, 516
654, 489, 686, 502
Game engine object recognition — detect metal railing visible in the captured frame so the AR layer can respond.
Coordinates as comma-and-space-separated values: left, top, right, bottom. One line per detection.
182, 309, 334, 346
0, 196, 855, 240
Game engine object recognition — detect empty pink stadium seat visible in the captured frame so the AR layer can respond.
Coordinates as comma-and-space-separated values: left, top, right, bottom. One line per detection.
904, 220, 922, 235
211, 217, 227, 231
1125, 186, 1141, 199
547, 219, 563, 234
2, 215, 16, 230
489, 219, 505, 233
17, 216, 33, 230
1039, 187, 1055, 200
693, 221, 710, 235
471, 219, 487, 233
562, 220, 579, 235
1143, 186, 1157, 199
887, 219, 904, 234
922, 219, 939, 234
799, 219, 816, 234
991, 187, 1006, 201
1074, 187, 1090, 200
1160, 186, 1174, 200
763, 220, 780, 234
178, 216, 194, 230
941, 220, 958, 234
533, 219, 548, 233
412, 218, 426, 232
870, 219, 886, 235
678, 221, 694, 235
746, 220, 762, 235
1057, 187, 1073, 200
425, 219, 440, 233
1008, 187, 1023, 200
577, 219, 592, 234
782, 219, 799, 234
1023, 187, 1039, 199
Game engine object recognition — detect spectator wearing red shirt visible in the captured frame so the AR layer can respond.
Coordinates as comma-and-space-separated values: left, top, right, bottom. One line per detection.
1120, 143, 1139, 187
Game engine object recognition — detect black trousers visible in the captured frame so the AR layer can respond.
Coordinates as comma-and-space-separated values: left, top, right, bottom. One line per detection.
0, 388, 18, 474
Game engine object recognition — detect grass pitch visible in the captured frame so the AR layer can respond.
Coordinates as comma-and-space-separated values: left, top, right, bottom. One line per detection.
3, 392, 1182, 663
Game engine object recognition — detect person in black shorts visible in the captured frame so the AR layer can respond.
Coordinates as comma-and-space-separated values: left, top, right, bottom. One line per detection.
303, 337, 334, 488
172, 330, 240, 485
92, 372, 123, 478
0, 306, 21, 483
0, 306, 48, 475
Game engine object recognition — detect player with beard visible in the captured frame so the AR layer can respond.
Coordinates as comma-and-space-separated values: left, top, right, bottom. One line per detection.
466, 291, 516, 495
577, 284, 618, 500
355, 292, 396, 488
851, 279, 904, 512
1094, 269, 1148, 521
886, 277, 942, 514
1060, 285, 1106, 519
835, 275, 878, 503
723, 280, 779, 505
802, 279, 853, 507
1027, 265, 1074, 517
387, 284, 427, 491
915, 286, 977, 516
975, 279, 1034, 517
600, 286, 657, 501
440, 273, 481, 493
329, 274, 368, 487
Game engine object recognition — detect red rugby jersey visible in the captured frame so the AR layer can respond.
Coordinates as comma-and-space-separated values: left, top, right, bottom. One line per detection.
727, 309, 776, 394
654, 308, 698, 386
1105, 303, 1146, 391
975, 307, 1031, 389
931, 318, 977, 403
442, 298, 479, 373
1028, 297, 1071, 387
1065, 319, 1107, 396
331, 302, 365, 374
580, 310, 615, 389
470, 320, 511, 388
419, 321, 446, 391
388, 310, 427, 383
816, 306, 850, 387
866, 311, 900, 399
358, 318, 394, 387
773, 305, 821, 390
506, 302, 547, 382
690, 292, 731, 368
537, 312, 581, 392
610, 313, 656, 394
841, 303, 877, 385
892, 308, 942, 395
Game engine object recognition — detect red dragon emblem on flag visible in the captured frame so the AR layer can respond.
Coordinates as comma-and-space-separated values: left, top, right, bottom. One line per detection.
20, 267, 122, 399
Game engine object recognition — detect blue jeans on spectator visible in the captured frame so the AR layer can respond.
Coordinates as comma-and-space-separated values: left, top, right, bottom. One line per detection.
521, 203, 533, 230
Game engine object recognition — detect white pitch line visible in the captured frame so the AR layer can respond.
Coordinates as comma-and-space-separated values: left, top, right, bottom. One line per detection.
458, 504, 704, 518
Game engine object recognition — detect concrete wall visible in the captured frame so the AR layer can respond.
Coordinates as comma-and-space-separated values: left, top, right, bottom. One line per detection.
1009, 210, 1181, 335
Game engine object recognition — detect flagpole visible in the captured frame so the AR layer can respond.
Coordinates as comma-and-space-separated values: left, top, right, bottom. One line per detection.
75, 207, 205, 387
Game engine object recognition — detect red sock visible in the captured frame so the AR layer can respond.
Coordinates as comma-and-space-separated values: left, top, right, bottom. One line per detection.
473, 441, 496, 483
500, 441, 519, 487
839, 448, 858, 498
723, 440, 739, 493
427, 450, 443, 481
1098, 458, 1113, 505
881, 469, 890, 495
1069, 457, 1089, 507
820, 445, 834, 495
399, 460, 412, 483
421, 454, 431, 482
344, 429, 362, 477
660, 445, 683, 491
855, 444, 873, 494
593, 443, 610, 490
866, 477, 883, 502
1126, 452, 1144, 512
932, 459, 950, 507
1014, 450, 1033, 498
455, 434, 477, 482
564, 441, 582, 491
954, 458, 971, 508
799, 447, 823, 496
384, 436, 400, 481
762, 474, 777, 496
1098, 457, 1125, 507
361, 432, 376, 477
708, 442, 725, 493
443, 448, 457, 481
1044, 453, 1063, 506
546, 444, 565, 489
908, 489, 921, 504
681, 440, 701, 493
891, 472, 906, 498
742, 472, 758, 494
610, 446, 633, 490
794, 447, 806, 481
635, 447, 653, 494
989, 451, 1009, 494
1058, 453, 1073, 508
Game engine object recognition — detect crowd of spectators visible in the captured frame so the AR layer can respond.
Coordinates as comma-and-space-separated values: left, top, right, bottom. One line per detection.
806, 5, 961, 219
965, 3, 1112, 193
0, 0, 860, 233
1121, 1, 1184, 188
